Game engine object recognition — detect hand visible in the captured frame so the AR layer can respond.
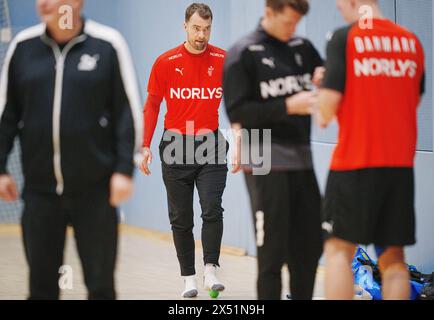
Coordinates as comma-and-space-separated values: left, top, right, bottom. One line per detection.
0, 175, 19, 202
231, 123, 242, 174
231, 146, 242, 174
315, 109, 328, 129
286, 91, 318, 115
313, 66, 326, 87
139, 147, 153, 176
109, 173, 133, 207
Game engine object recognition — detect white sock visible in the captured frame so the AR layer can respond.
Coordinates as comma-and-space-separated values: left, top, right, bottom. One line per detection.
204, 264, 225, 292
182, 275, 198, 298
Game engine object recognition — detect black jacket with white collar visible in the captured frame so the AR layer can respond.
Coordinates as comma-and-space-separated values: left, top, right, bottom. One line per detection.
0, 19, 142, 196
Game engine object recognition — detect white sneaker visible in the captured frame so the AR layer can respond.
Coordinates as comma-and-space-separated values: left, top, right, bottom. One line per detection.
181, 275, 198, 298
203, 264, 225, 292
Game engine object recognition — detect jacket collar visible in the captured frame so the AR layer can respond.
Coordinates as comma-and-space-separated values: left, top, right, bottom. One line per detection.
256, 19, 293, 47
41, 17, 87, 46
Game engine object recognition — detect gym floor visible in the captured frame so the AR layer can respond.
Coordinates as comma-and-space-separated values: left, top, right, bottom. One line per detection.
0, 225, 325, 300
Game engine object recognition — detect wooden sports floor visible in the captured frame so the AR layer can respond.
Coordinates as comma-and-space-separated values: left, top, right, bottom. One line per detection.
0, 225, 325, 300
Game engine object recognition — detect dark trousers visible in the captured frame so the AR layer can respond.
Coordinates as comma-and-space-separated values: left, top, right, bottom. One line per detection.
244, 170, 323, 300
21, 185, 118, 300
162, 163, 228, 276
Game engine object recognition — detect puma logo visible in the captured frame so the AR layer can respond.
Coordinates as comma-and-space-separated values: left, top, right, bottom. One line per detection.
262, 57, 275, 69
322, 221, 334, 234
175, 68, 184, 76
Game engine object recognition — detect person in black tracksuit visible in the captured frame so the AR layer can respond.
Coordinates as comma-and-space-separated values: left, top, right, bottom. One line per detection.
0, 1, 141, 300
223, 0, 323, 300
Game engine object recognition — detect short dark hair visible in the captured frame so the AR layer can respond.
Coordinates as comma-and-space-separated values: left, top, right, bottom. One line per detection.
185, 3, 213, 22
266, 0, 310, 15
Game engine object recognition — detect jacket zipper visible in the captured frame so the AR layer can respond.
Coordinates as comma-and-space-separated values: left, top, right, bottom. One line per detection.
42, 34, 87, 195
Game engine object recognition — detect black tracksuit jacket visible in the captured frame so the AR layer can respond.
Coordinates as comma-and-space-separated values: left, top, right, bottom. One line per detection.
223, 23, 323, 145
0, 19, 142, 195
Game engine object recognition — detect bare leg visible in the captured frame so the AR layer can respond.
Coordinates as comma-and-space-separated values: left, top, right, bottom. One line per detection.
324, 238, 357, 300
378, 247, 410, 300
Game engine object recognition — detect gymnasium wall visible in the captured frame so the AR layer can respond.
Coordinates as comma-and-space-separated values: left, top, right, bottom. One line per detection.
5, 0, 434, 272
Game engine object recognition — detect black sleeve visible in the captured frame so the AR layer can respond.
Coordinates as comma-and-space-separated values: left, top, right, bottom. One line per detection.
322, 26, 351, 93
111, 50, 137, 177
305, 39, 324, 71
0, 52, 21, 175
223, 48, 288, 127
420, 71, 425, 96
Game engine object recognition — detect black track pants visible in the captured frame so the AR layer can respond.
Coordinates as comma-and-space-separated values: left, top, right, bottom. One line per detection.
162, 163, 228, 276
244, 170, 323, 300
21, 185, 118, 300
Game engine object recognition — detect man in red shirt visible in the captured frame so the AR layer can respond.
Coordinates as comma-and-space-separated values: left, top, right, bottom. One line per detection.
139, 3, 230, 298
318, 0, 425, 299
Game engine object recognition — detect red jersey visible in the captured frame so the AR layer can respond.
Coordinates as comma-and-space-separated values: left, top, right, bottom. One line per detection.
323, 19, 425, 170
147, 43, 225, 139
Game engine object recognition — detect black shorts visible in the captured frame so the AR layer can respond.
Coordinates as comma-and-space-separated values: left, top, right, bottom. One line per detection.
322, 168, 416, 247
